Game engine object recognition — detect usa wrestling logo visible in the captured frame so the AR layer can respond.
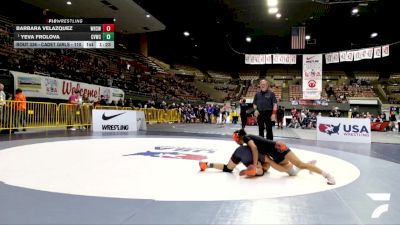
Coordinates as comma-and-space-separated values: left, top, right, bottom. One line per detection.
123, 146, 216, 161
319, 123, 340, 135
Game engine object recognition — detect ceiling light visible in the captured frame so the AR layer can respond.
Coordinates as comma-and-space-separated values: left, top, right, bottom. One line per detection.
268, 7, 279, 14
352, 8, 359, 14
276, 13, 282, 19
66, 1, 72, 5
146, 14, 151, 18
267, 0, 278, 7
194, 44, 198, 47
183, 31, 190, 37
306, 35, 311, 40
246, 37, 252, 43
371, 32, 378, 38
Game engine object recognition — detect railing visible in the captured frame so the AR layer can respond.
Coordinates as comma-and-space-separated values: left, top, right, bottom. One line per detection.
0, 101, 181, 131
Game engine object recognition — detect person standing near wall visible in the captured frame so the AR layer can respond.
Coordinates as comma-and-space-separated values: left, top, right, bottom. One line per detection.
14, 88, 27, 132
240, 98, 248, 129
0, 83, 6, 128
253, 79, 277, 140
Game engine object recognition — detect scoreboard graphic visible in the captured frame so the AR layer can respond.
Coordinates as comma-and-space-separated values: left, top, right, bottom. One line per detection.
14, 18, 114, 49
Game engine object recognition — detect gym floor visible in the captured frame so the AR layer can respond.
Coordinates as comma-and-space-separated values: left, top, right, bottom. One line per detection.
0, 124, 399, 224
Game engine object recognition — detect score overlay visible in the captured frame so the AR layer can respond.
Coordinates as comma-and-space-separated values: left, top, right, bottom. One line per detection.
13, 18, 115, 49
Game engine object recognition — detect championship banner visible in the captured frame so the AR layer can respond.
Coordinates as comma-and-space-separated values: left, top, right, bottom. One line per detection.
289, 55, 297, 64
273, 54, 285, 64
346, 51, 354, 61
325, 54, 331, 64
365, 48, 373, 59
325, 52, 339, 64
272, 54, 297, 65
317, 117, 371, 143
374, 47, 382, 58
382, 45, 390, 57
302, 54, 322, 100
265, 54, 272, 64
354, 50, 362, 61
245, 54, 266, 64
339, 51, 347, 62
244, 44, 390, 65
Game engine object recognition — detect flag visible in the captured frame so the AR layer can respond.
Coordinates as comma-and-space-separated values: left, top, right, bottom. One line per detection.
291, 27, 306, 49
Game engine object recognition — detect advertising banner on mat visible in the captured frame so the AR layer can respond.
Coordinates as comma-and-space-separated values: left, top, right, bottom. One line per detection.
92, 110, 146, 132
316, 117, 371, 143
10, 71, 124, 102
302, 54, 322, 100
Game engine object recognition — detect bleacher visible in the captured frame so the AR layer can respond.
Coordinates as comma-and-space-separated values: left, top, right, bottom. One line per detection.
239, 70, 259, 81
172, 64, 205, 78
267, 69, 300, 80
208, 70, 232, 81
323, 70, 346, 78
244, 84, 257, 98
272, 86, 282, 102
354, 71, 380, 82
387, 74, 400, 104
289, 85, 302, 100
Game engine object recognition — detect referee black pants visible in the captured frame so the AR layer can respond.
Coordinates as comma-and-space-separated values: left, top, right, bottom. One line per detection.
240, 114, 247, 129
257, 110, 273, 140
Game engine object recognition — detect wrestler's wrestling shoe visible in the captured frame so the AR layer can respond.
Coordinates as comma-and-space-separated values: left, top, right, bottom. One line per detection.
239, 164, 257, 176
199, 162, 208, 171
325, 174, 336, 185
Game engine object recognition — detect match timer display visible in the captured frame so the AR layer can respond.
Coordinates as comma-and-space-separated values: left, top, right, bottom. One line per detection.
14, 18, 115, 49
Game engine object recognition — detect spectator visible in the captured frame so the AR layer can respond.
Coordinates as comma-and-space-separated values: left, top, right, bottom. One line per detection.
373, 115, 382, 123
380, 112, 387, 121
0, 83, 5, 126
100, 95, 107, 106
240, 98, 249, 129
277, 106, 284, 129
389, 110, 397, 131
67, 89, 80, 130
14, 88, 27, 132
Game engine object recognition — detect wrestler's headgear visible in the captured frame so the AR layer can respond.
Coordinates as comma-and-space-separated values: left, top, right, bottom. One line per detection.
232, 129, 246, 144
275, 141, 288, 152
232, 132, 240, 143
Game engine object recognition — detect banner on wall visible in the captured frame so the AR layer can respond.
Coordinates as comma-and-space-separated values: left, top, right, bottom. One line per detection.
245, 54, 297, 65
245, 54, 266, 64
273, 54, 296, 64
244, 45, 390, 64
10, 71, 124, 102
374, 47, 382, 58
302, 54, 322, 100
325, 52, 340, 64
382, 45, 390, 57
316, 117, 371, 143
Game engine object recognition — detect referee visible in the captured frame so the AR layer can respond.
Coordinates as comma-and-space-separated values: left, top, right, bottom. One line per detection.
253, 79, 277, 140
